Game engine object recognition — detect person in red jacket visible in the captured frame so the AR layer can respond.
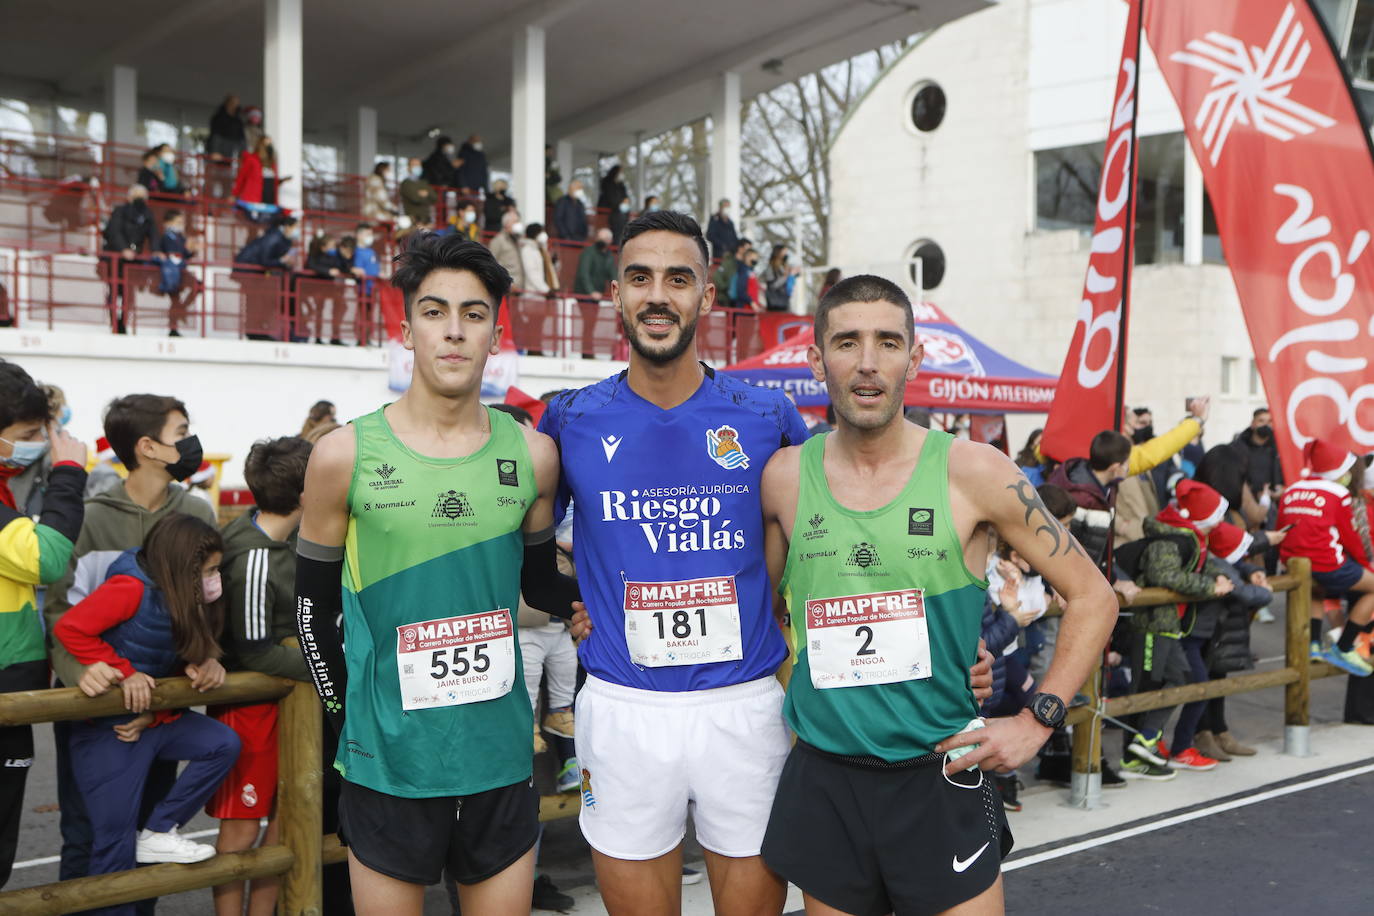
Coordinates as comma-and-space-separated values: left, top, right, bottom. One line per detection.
54, 513, 241, 897
1277, 438, 1374, 676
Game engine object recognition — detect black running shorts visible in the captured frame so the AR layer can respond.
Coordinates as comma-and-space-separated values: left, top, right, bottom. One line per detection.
338, 776, 539, 886
761, 741, 1013, 916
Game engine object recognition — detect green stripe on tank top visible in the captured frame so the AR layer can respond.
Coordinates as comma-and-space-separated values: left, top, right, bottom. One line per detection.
781, 429, 988, 760
335, 405, 538, 797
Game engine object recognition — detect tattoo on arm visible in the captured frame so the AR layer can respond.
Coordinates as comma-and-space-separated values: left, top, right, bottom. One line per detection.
1007, 479, 1088, 558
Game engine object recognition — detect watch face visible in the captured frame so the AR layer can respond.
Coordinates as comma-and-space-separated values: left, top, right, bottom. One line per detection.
1036, 694, 1065, 723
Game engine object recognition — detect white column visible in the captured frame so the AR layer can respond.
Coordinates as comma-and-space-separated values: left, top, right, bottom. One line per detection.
709, 71, 741, 220
556, 139, 574, 193
349, 106, 378, 176
510, 24, 546, 217
634, 130, 646, 207
264, 0, 304, 211
105, 65, 138, 147
1183, 144, 1203, 266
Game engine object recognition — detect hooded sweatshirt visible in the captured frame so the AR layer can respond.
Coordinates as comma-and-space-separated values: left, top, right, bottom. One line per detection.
220, 511, 308, 680
1, 463, 85, 670
44, 480, 215, 688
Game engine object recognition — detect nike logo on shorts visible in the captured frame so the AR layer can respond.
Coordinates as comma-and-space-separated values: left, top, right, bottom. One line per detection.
952, 841, 990, 873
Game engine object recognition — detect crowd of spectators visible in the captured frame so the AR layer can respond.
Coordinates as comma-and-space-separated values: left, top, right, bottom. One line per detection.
991, 400, 1374, 810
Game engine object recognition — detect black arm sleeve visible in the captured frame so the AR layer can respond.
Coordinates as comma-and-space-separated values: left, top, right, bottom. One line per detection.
296, 538, 347, 735
38, 464, 87, 543
521, 528, 580, 621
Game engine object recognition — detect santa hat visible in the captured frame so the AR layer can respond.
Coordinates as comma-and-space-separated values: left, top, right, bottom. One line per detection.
189, 461, 215, 486
1208, 522, 1254, 565
1302, 438, 1356, 480
95, 436, 119, 465
1174, 479, 1228, 530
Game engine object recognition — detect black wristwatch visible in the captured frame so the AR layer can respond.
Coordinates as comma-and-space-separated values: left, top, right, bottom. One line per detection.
1028, 692, 1067, 729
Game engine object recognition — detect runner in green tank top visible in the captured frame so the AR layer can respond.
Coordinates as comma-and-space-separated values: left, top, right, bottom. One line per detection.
293, 234, 582, 916
758, 275, 1118, 916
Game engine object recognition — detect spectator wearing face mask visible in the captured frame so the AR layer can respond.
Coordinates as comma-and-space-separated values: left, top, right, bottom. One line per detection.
101, 184, 159, 333
706, 198, 739, 261
730, 247, 764, 313
520, 223, 559, 296
575, 228, 615, 359
455, 134, 489, 192
713, 237, 751, 308
597, 164, 628, 211
155, 145, 183, 195
363, 162, 399, 223
1233, 407, 1284, 502
759, 244, 799, 312
489, 211, 528, 291
422, 136, 461, 189
399, 157, 435, 225
135, 149, 166, 195
0, 361, 87, 889
554, 179, 589, 241
485, 179, 517, 233
609, 195, 631, 246
233, 135, 288, 221
643, 195, 661, 213
449, 204, 480, 242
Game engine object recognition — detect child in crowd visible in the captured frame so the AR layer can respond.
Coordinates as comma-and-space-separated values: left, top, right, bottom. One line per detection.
208, 436, 312, 916
1120, 480, 1234, 776
46, 394, 216, 884
54, 513, 240, 899
1278, 438, 1374, 676
156, 210, 199, 337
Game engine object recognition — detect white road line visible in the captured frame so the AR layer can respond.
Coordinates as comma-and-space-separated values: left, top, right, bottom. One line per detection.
1003, 761, 1374, 872
11, 827, 222, 871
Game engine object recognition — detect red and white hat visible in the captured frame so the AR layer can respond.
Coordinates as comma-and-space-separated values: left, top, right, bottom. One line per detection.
1302, 438, 1356, 481
189, 461, 215, 486
95, 436, 119, 465
1175, 479, 1229, 530
1208, 521, 1254, 565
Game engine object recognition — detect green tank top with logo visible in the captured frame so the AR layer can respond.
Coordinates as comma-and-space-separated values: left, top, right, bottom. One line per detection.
781, 429, 988, 760
338, 405, 537, 797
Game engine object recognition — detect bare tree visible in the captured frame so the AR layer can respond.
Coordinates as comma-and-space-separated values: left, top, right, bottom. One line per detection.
606, 41, 909, 266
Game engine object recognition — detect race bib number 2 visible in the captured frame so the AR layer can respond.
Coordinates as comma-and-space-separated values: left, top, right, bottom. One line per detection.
396, 610, 515, 711
623, 576, 744, 667
805, 589, 931, 689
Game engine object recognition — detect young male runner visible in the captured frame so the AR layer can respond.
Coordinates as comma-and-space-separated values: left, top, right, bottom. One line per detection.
295, 233, 580, 916
543, 213, 994, 915
759, 275, 1118, 916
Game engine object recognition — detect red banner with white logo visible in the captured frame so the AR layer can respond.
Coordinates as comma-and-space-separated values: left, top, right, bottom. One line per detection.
1146, 0, 1374, 479
1039, 0, 1142, 462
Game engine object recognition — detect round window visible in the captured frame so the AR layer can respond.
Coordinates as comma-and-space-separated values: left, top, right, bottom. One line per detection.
908, 240, 945, 290
909, 82, 946, 132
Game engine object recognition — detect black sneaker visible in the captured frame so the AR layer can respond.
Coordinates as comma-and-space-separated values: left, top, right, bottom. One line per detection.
1102, 761, 1127, 788
532, 873, 574, 912
1035, 755, 1071, 787
995, 774, 1023, 812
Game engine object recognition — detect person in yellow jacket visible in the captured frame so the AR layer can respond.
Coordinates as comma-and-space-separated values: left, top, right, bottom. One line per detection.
1125, 397, 1209, 477
0, 358, 88, 887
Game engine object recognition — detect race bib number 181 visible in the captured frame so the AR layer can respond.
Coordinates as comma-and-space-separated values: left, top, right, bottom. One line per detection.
805, 589, 931, 689
396, 610, 515, 711
623, 576, 744, 667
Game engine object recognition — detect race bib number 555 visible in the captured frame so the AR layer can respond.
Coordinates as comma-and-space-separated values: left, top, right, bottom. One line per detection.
805, 589, 931, 689
396, 610, 515, 711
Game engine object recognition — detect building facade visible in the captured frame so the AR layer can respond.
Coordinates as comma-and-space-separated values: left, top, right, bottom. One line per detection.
828, 0, 1311, 448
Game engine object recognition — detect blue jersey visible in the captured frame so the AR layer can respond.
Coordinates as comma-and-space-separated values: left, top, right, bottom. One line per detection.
540, 366, 810, 691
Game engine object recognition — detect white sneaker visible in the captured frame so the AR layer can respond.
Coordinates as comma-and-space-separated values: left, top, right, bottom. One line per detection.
135, 827, 216, 864
1257, 607, 1275, 624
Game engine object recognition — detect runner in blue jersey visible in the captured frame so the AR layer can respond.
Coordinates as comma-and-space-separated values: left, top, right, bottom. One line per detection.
540, 211, 804, 913
541, 211, 992, 915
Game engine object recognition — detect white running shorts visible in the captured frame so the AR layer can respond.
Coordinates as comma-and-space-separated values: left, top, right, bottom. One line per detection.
576, 674, 791, 860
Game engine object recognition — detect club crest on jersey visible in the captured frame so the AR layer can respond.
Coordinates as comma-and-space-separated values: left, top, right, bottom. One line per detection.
706, 425, 749, 470
847, 542, 882, 569
431, 490, 475, 521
